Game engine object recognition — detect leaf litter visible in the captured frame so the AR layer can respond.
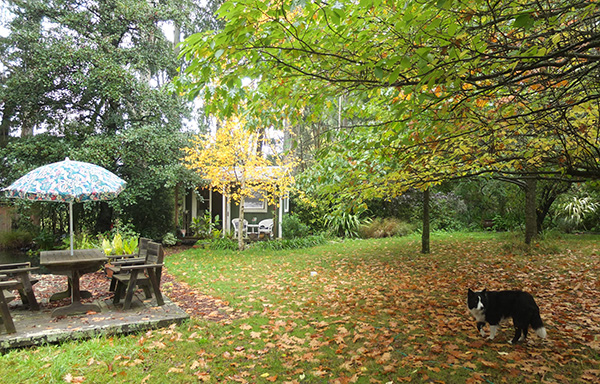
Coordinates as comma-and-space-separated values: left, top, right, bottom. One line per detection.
24, 238, 600, 383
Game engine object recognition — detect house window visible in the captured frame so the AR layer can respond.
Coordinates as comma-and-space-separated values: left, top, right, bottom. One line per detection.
283, 194, 289, 213
244, 191, 268, 212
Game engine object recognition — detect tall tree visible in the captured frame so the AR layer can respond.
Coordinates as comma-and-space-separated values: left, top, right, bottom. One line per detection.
0, 0, 217, 238
177, 0, 600, 242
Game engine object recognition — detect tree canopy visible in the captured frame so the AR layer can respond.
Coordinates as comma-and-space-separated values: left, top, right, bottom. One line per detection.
177, 0, 600, 204
0, 0, 221, 238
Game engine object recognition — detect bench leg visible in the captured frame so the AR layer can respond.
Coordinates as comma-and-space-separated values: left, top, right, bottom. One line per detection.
109, 278, 117, 292
16, 273, 39, 311
113, 281, 124, 304
147, 269, 164, 306
0, 290, 16, 334
123, 271, 139, 310
141, 283, 152, 299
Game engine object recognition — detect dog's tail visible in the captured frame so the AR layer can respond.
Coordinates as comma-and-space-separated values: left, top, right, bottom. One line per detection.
531, 311, 547, 339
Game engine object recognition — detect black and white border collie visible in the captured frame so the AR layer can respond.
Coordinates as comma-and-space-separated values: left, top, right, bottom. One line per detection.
467, 289, 547, 344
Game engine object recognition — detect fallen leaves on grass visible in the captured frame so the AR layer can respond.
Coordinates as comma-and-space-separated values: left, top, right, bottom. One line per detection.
63, 373, 85, 383
173, 237, 600, 383
46, 239, 598, 383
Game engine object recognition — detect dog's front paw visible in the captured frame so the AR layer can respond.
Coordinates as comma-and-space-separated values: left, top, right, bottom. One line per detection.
487, 335, 495, 340
479, 329, 486, 337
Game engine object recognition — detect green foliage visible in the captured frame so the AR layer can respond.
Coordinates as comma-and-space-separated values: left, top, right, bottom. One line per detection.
556, 196, 598, 232
100, 233, 138, 255
287, 190, 330, 233
75, 126, 196, 238
33, 229, 56, 250
359, 217, 415, 239
201, 237, 238, 251
281, 214, 311, 239
0, 1, 206, 241
162, 232, 178, 247
63, 233, 100, 251
190, 211, 221, 239
250, 234, 329, 251
491, 214, 520, 232
0, 230, 33, 250
324, 208, 367, 239
0, 135, 70, 185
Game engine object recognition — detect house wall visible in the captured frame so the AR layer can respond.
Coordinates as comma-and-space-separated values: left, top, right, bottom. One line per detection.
230, 199, 289, 238
183, 189, 289, 238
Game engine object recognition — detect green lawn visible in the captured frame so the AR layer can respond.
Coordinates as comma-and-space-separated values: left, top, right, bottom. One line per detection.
1, 232, 599, 383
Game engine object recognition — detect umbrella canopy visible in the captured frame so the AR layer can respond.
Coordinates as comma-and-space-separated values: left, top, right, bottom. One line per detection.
2, 157, 126, 254
3, 157, 125, 202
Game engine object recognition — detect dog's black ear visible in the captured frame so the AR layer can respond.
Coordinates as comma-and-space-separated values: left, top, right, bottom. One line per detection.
468, 288, 474, 294
482, 289, 487, 294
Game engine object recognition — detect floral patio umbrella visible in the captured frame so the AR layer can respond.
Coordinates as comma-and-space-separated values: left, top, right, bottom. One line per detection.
2, 157, 126, 255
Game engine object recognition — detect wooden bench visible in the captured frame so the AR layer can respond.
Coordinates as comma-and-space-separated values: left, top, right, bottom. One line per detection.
0, 280, 21, 334
106, 237, 150, 292
112, 241, 165, 310
0, 262, 40, 311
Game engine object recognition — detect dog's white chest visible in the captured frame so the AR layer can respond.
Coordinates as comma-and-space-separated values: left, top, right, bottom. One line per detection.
469, 297, 486, 322
469, 307, 486, 322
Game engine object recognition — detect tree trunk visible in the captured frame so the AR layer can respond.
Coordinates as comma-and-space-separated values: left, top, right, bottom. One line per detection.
174, 183, 180, 232
524, 177, 538, 245
0, 101, 16, 147
536, 181, 571, 233
421, 188, 430, 254
238, 193, 245, 251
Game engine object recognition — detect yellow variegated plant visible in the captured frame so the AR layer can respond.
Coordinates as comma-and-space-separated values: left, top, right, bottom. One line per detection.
101, 233, 137, 256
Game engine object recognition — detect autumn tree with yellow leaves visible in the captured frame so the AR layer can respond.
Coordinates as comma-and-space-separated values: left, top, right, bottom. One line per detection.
182, 117, 296, 250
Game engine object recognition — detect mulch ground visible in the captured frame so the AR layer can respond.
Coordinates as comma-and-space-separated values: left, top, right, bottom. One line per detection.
24, 246, 244, 323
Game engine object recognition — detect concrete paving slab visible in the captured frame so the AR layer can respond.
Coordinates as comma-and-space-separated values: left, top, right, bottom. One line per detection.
0, 293, 189, 350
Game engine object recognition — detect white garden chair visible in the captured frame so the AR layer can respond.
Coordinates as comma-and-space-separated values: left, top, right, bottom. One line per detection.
258, 218, 274, 239
232, 218, 248, 238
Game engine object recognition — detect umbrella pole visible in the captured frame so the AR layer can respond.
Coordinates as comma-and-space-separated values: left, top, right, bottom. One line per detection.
69, 202, 74, 256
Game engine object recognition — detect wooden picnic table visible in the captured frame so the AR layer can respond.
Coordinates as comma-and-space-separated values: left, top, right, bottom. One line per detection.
40, 249, 107, 317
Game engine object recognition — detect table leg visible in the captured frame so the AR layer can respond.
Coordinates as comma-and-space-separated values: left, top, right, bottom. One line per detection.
71, 269, 81, 303
49, 277, 93, 302
50, 270, 102, 318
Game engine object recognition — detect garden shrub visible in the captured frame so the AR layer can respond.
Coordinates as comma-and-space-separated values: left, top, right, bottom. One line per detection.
325, 209, 366, 238
288, 190, 329, 233
282, 214, 311, 239
162, 232, 177, 246
359, 217, 415, 238
34, 229, 56, 250
0, 230, 33, 250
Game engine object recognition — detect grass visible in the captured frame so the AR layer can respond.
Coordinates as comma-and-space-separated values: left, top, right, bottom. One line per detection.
1, 232, 599, 383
